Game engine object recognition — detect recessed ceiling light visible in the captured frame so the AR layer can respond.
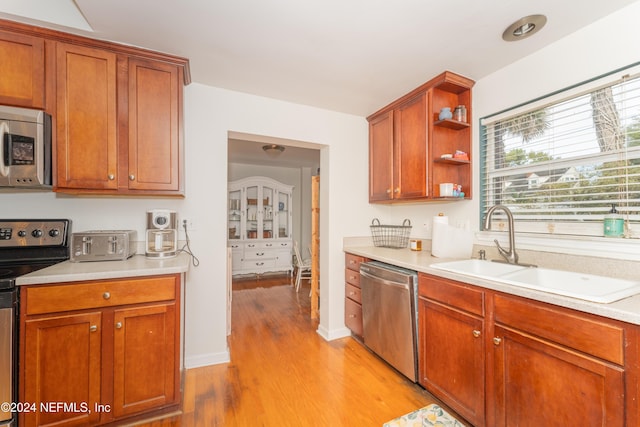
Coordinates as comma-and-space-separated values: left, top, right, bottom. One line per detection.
502, 14, 547, 42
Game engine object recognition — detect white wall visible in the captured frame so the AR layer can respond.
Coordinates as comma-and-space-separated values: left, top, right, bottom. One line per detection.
182, 85, 377, 364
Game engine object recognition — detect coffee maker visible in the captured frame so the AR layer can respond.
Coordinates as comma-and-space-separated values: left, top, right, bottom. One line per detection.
145, 209, 178, 258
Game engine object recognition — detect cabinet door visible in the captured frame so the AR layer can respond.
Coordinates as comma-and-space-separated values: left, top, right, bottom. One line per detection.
127, 58, 181, 192
276, 189, 291, 239
491, 325, 624, 427
394, 92, 427, 199
261, 184, 275, 239
0, 30, 45, 108
113, 302, 178, 418
23, 312, 102, 427
56, 43, 118, 190
368, 110, 394, 201
419, 297, 485, 426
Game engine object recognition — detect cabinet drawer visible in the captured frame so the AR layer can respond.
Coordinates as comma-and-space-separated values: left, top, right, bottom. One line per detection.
419, 273, 484, 317
345, 253, 366, 272
23, 275, 177, 315
346, 283, 362, 304
244, 249, 277, 260
345, 269, 361, 288
345, 297, 363, 337
494, 293, 625, 365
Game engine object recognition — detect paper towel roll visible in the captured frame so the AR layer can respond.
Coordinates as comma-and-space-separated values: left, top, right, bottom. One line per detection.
432, 214, 473, 258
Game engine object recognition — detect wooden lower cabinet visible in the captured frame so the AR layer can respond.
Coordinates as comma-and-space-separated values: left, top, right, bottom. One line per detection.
20, 275, 181, 427
23, 312, 102, 427
492, 324, 624, 426
418, 274, 486, 426
344, 253, 366, 338
113, 303, 177, 418
418, 272, 636, 427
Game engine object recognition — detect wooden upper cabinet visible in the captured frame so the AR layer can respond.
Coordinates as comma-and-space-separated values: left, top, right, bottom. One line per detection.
126, 58, 182, 192
55, 46, 185, 196
368, 110, 394, 201
55, 42, 118, 191
394, 92, 428, 200
0, 30, 45, 108
367, 71, 474, 204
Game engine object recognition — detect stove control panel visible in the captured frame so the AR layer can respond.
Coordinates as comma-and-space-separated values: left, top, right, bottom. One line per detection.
0, 220, 69, 247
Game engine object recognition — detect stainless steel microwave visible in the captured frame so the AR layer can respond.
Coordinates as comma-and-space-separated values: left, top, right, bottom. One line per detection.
0, 105, 52, 188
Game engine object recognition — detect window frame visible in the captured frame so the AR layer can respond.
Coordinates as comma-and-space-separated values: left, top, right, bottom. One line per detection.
479, 62, 640, 260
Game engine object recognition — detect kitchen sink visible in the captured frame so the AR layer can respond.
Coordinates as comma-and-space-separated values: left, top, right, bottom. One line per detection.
429, 259, 528, 278
430, 259, 640, 303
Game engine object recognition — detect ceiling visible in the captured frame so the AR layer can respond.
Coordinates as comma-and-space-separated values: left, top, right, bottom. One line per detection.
1, 0, 638, 167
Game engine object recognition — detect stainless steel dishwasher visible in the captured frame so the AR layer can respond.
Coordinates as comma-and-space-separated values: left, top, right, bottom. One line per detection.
359, 261, 418, 382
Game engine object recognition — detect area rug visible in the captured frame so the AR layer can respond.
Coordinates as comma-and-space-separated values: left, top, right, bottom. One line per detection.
383, 403, 465, 427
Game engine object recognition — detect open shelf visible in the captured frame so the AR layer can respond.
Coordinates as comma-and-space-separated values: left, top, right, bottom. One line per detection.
434, 119, 470, 130
434, 157, 470, 165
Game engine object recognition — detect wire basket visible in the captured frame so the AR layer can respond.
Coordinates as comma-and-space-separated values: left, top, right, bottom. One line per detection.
370, 218, 412, 249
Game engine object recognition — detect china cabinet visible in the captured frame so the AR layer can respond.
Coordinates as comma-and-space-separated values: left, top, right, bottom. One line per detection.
228, 176, 293, 275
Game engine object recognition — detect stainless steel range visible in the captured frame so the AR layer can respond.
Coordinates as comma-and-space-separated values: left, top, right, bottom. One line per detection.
0, 219, 70, 427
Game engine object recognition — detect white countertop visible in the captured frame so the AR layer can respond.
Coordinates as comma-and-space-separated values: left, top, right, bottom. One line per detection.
344, 245, 640, 326
16, 253, 191, 286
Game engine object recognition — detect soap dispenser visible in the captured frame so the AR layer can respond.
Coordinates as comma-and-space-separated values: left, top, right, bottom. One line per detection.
604, 204, 624, 237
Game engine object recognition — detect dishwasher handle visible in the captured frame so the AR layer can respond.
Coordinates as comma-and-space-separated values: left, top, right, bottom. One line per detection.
360, 268, 410, 290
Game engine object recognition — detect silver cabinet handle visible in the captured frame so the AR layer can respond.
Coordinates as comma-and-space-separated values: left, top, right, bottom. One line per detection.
129, 174, 135, 181
108, 174, 115, 180
394, 188, 400, 193
89, 325, 98, 332
472, 330, 481, 338
493, 337, 502, 346
103, 292, 111, 300
386, 189, 391, 194
115, 322, 123, 329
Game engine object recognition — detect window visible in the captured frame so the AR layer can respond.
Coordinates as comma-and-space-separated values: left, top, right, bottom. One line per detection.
481, 64, 640, 238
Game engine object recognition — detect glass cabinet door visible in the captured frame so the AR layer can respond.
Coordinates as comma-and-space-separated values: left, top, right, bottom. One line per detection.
262, 185, 274, 240
246, 185, 259, 239
228, 189, 242, 240
277, 191, 291, 238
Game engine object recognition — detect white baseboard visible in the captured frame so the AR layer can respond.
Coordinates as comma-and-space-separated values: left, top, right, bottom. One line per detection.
316, 324, 351, 341
184, 349, 230, 369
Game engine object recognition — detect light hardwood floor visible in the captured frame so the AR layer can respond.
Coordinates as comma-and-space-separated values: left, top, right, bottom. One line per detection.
134, 277, 456, 426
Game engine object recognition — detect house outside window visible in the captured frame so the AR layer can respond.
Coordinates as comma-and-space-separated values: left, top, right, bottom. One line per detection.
481, 64, 640, 239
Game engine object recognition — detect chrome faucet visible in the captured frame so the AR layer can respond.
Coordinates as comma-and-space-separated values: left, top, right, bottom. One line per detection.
483, 204, 519, 265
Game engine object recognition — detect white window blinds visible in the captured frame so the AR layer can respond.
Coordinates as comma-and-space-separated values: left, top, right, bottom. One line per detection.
480, 65, 640, 238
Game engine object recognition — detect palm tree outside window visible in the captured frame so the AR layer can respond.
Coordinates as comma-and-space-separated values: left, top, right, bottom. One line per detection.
481, 64, 640, 238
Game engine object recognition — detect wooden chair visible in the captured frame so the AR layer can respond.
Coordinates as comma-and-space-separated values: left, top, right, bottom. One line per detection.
293, 240, 312, 292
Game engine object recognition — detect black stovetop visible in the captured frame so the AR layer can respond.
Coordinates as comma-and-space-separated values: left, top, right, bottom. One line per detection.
0, 219, 71, 290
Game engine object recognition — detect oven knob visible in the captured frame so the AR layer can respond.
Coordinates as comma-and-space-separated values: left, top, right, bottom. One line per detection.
32, 229, 43, 238
49, 229, 60, 237
18, 230, 26, 237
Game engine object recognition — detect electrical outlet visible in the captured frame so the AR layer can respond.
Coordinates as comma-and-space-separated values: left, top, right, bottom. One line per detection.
182, 218, 196, 231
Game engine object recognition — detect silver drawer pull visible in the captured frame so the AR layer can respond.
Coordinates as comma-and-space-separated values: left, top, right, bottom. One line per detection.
472, 330, 481, 338
493, 337, 502, 346
103, 292, 111, 300
115, 322, 123, 329
89, 325, 98, 332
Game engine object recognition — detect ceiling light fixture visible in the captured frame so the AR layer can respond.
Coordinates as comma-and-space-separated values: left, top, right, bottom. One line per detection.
262, 144, 286, 157
502, 14, 547, 42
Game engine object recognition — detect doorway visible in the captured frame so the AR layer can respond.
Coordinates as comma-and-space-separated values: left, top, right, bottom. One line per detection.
226, 132, 322, 326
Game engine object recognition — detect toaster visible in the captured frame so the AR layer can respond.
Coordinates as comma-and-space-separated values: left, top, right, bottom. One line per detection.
71, 230, 137, 262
